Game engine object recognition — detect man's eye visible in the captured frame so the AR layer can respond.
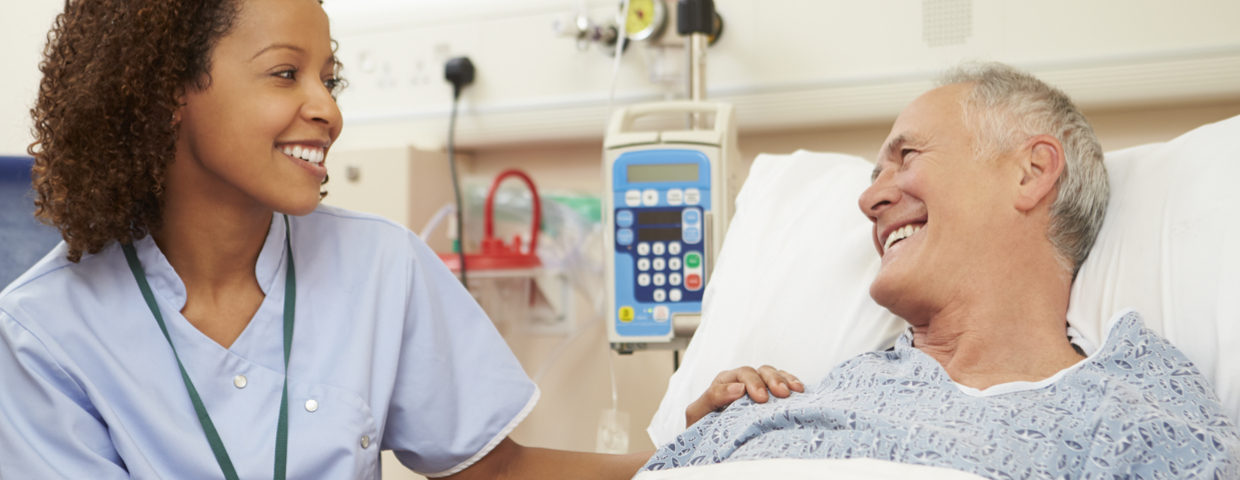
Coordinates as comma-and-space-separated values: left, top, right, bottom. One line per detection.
901, 148, 916, 159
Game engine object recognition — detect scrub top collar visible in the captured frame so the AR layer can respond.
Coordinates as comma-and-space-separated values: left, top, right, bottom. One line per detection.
128, 213, 288, 311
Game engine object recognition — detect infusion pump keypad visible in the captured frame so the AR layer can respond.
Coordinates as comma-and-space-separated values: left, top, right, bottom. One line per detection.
614, 205, 705, 305
610, 149, 711, 335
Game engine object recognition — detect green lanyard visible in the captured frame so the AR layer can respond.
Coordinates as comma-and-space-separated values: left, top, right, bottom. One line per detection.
122, 215, 295, 480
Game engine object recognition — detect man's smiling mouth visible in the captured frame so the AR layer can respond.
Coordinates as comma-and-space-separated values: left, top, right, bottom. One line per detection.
884, 223, 924, 252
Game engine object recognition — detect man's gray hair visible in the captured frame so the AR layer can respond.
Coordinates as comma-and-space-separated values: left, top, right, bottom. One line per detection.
938, 62, 1108, 278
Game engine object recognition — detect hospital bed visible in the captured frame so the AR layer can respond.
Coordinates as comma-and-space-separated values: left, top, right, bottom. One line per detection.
638, 114, 1240, 479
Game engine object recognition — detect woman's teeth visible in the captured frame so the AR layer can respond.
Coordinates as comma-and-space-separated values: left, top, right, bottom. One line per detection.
282, 145, 325, 165
884, 224, 922, 252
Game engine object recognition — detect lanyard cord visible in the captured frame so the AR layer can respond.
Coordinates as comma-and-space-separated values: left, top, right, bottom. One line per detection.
122, 215, 295, 480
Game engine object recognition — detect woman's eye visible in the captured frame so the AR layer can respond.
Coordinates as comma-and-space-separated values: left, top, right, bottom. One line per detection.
323, 78, 340, 90
275, 69, 297, 80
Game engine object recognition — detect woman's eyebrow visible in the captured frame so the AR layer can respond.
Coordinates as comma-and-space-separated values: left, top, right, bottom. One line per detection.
251, 43, 304, 61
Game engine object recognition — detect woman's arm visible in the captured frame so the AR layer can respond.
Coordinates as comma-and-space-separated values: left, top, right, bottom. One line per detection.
446, 437, 652, 480
685, 365, 803, 427
443, 365, 803, 480
0, 312, 131, 479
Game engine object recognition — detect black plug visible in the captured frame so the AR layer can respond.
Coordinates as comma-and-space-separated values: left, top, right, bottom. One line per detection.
444, 56, 475, 100
677, 0, 715, 35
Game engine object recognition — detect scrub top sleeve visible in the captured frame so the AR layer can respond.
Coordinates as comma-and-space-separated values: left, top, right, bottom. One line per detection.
383, 232, 539, 478
0, 311, 131, 480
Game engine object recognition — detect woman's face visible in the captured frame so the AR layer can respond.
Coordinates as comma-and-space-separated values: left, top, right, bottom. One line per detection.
176, 0, 342, 216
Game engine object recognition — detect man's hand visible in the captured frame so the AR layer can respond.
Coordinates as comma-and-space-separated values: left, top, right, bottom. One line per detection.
685, 365, 804, 427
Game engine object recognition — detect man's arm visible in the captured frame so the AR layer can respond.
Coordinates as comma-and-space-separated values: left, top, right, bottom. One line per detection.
445, 437, 653, 480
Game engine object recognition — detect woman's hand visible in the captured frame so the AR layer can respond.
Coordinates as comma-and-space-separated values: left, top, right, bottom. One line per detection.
685, 365, 804, 427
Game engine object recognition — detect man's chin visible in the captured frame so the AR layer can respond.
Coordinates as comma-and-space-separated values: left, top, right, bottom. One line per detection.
868, 277, 899, 311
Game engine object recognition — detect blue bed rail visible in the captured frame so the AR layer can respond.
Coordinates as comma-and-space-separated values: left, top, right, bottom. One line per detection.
1, 156, 62, 289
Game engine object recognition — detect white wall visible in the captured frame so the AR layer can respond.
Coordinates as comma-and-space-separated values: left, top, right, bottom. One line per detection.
322, 0, 1240, 151
6, 1, 1240, 153
0, 0, 62, 155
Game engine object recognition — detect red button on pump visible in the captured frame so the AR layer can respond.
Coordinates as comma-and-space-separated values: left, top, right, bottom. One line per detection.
685, 273, 702, 291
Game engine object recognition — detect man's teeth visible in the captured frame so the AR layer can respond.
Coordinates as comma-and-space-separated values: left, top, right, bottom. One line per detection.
884, 224, 922, 252
281, 145, 325, 165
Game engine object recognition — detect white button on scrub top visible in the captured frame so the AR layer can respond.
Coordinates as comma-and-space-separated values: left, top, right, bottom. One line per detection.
233, 375, 247, 389
305, 399, 319, 412
361, 436, 371, 449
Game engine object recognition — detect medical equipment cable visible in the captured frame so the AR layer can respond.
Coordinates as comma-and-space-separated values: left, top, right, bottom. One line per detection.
418, 204, 456, 241
605, 0, 632, 127
444, 57, 475, 286
604, 0, 631, 415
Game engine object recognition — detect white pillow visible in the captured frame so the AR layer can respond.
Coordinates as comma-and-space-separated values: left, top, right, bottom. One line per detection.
647, 150, 905, 446
1067, 114, 1240, 424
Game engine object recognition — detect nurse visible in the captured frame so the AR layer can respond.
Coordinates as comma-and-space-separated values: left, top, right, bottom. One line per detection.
0, 0, 654, 478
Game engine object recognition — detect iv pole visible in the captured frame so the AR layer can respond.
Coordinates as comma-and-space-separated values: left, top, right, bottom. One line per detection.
680, 0, 714, 129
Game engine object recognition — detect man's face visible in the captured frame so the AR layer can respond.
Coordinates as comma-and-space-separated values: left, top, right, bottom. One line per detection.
858, 84, 1015, 323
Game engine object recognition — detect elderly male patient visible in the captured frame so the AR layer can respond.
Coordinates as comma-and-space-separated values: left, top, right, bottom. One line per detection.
644, 63, 1240, 478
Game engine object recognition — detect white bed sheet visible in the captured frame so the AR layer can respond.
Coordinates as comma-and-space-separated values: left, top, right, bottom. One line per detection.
633, 458, 986, 480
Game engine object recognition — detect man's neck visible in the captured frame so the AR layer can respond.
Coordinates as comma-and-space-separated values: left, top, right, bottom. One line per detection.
907, 262, 1083, 390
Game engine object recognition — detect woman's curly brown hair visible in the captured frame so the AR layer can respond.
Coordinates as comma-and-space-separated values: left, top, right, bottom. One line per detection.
29, 0, 341, 263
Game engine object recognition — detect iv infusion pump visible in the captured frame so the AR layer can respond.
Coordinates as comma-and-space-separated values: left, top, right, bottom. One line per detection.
603, 101, 744, 353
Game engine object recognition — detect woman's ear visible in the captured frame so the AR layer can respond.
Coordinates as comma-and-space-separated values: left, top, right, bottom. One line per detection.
1014, 134, 1065, 212
172, 87, 187, 126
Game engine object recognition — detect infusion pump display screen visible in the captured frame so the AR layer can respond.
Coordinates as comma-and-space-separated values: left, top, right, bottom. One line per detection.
627, 163, 699, 183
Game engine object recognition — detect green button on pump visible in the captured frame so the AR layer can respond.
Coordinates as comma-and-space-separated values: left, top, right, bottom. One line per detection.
685, 252, 701, 269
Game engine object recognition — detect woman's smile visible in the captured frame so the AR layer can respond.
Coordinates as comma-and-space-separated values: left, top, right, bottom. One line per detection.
277, 142, 329, 181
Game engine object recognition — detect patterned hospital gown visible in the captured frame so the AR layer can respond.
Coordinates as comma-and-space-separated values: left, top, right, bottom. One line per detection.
642, 312, 1240, 479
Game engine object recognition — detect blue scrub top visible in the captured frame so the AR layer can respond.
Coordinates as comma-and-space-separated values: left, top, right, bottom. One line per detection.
0, 205, 539, 479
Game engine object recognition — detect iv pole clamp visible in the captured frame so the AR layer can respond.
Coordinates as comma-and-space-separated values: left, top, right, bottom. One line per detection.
678, 0, 716, 129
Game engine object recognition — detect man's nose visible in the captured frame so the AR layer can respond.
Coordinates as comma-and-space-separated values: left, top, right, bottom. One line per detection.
858, 173, 900, 220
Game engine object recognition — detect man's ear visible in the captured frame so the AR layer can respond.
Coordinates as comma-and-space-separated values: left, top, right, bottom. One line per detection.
1014, 134, 1065, 212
